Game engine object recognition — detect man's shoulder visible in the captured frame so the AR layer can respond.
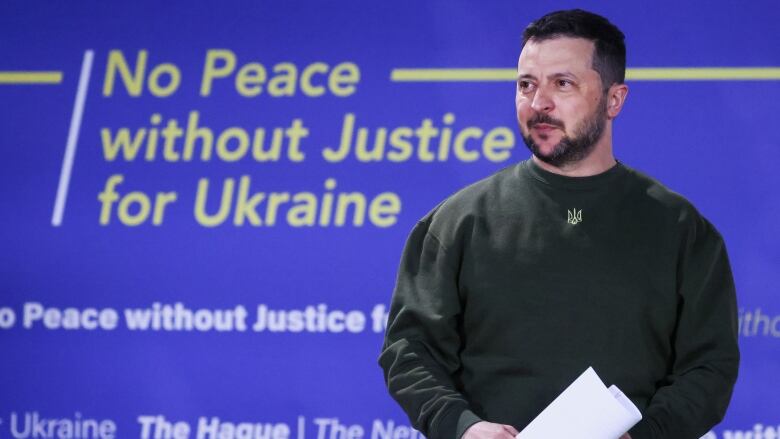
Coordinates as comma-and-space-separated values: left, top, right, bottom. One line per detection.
419, 163, 518, 226
625, 165, 689, 206
623, 164, 715, 232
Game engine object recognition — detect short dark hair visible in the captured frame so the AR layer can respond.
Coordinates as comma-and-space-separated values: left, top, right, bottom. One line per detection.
522, 9, 626, 89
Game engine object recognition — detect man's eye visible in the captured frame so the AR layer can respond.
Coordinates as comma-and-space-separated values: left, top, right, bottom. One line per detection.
518, 81, 535, 92
558, 79, 572, 88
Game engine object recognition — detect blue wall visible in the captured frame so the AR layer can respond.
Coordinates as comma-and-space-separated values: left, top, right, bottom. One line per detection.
1, 1, 778, 437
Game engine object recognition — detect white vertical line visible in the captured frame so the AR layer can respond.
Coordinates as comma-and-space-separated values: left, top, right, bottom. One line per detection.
297, 416, 305, 439
51, 49, 94, 226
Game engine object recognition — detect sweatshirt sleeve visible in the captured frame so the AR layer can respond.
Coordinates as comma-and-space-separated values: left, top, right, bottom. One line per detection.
378, 219, 482, 439
629, 213, 740, 439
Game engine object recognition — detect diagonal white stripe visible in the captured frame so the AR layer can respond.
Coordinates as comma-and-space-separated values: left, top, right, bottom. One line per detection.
52, 50, 94, 226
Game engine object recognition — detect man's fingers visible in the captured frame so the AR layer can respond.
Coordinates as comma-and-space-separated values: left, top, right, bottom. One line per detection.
462, 421, 519, 438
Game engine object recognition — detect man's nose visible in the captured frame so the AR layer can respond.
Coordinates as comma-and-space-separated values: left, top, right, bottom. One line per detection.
531, 88, 554, 113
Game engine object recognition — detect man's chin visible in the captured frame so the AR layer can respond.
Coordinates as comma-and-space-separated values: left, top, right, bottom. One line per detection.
531, 143, 564, 161
533, 151, 561, 165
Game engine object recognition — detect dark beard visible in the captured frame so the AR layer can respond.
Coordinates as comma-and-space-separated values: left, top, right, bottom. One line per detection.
521, 97, 608, 168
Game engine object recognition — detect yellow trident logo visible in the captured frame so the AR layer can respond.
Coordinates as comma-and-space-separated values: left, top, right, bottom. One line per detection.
567, 208, 582, 225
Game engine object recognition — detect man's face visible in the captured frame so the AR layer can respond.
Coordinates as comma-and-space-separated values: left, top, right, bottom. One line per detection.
515, 37, 609, 167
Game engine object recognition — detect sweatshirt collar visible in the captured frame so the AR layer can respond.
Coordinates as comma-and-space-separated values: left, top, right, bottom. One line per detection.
522, 157, 627, 191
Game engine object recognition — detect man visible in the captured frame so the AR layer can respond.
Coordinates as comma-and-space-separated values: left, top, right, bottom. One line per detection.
379, 9, 739, 439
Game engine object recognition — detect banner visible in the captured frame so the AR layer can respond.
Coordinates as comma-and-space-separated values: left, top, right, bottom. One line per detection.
1, 1, 778, 437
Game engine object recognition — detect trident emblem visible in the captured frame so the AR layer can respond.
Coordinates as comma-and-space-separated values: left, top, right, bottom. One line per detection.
567, 208, 582, 225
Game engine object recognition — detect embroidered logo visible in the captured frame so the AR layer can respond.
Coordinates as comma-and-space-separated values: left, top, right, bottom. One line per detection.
567, 208, 582, 225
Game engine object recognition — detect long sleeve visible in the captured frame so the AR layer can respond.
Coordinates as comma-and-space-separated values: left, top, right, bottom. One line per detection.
378, 219, 482, 439
629, 213, 740, 439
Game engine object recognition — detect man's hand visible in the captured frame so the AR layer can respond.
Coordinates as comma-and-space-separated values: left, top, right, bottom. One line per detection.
462, 422, 630, 439
462, 421, 519, 439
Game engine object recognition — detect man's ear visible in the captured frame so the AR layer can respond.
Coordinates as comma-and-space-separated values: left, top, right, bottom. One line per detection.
606, 83, 629, 119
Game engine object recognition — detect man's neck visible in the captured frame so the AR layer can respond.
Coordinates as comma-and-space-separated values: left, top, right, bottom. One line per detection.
532, 153, 617, 177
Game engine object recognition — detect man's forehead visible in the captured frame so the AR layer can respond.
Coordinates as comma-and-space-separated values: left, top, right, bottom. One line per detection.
517, 37, 596, 75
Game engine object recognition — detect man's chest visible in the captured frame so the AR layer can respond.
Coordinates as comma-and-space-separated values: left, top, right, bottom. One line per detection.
455, 200, 680, 346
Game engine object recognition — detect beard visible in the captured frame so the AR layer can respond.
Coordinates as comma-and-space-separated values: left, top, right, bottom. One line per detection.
521, 96, 608, 168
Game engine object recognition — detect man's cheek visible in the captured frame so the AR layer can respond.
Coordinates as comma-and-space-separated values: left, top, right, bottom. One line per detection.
516, 117, 531, 136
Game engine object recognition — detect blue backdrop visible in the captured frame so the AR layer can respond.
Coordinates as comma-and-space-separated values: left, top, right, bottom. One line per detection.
1, 1, 778, 438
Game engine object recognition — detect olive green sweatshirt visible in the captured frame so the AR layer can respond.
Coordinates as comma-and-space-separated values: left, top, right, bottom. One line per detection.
379, 158, 739, 439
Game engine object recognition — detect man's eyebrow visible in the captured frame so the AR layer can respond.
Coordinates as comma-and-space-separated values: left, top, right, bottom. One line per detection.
516, 71, 581, 81
549, 71, 580, 80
